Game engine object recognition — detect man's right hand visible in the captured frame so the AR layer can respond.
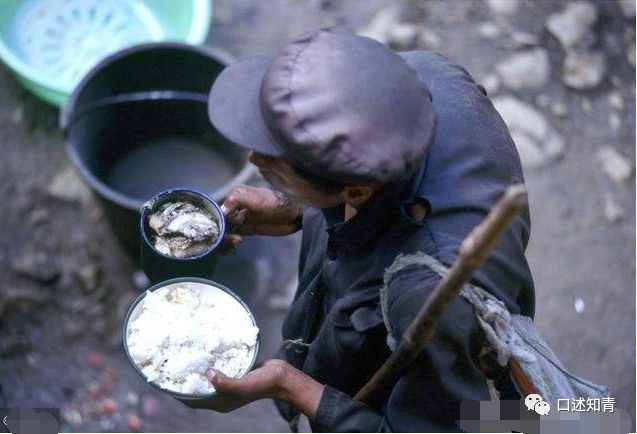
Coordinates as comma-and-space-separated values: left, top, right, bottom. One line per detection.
221, 185, 303, 246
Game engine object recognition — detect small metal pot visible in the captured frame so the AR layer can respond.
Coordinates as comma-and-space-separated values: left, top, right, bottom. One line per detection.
140, 188, 226, 283
122, 277, 260, 408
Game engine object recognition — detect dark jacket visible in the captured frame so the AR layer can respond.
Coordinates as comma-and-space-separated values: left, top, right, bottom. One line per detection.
276, 51, 534, 432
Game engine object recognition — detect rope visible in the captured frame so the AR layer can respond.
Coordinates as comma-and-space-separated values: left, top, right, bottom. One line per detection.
283, 338, 311, 354
379, 252, 536, 365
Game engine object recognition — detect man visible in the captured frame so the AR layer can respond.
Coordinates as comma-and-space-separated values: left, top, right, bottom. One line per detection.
202, 27, 534, 432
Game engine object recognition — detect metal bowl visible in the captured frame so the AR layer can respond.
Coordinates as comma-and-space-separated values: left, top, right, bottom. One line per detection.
122, 277, 260, 406
139, 188, 227, 282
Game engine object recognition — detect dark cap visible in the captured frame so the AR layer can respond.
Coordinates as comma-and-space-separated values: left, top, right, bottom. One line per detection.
208, 27, 436, 185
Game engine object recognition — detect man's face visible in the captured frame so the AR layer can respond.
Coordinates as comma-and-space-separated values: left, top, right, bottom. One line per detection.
248, 151, 343, 208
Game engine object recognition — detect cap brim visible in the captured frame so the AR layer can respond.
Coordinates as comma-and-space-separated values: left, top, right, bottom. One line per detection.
208, 55, 283, 156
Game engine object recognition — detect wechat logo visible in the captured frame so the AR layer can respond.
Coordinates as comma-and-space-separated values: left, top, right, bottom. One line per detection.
525, 394, 551, 416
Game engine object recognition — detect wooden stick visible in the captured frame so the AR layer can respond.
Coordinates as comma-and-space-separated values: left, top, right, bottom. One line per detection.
354, 184, 528, 408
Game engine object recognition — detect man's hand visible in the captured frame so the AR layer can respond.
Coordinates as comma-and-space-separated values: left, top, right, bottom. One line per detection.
182, 360, 324, 421
222, 185, 303, 246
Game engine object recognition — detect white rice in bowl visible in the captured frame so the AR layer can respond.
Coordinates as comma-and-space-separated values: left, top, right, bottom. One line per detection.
125, 281, 259, 395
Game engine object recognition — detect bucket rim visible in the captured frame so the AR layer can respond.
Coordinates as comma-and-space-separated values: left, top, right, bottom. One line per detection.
60, 41, 235, 129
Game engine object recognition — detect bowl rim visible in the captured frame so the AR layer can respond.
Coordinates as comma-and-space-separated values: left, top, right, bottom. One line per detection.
122, 276, 261, 400
139, 188, 227, 261
0, 0, 213, 98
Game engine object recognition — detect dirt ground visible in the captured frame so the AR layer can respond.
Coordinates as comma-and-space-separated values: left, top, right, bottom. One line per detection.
0, 0, 634, 432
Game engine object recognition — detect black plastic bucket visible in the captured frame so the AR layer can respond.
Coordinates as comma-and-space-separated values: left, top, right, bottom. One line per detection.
62, 43, 254, 255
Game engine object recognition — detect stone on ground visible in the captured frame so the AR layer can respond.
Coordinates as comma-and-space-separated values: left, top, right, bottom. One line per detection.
493, 95, 566, 170
597, 145, 633, 184
603, 193, 626, 222
546, 1, 598, 49
496, 48, 550, 90
562, 50, 606, 89
487, 0, 520, 16
46, 166, 91, 204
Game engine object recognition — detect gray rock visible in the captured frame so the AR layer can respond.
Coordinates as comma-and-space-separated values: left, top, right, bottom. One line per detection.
481, 74, 501, 95
76, 263, 102, 292
493, 95, 566, 169
46, 166, 91, 204
493, 96, 548, 140
419, 28, 441, 49
0, 287, 51, 317
551, 101, 568, 117
581, 97, 593, 113
11, 251, 59, 283
357, 6, 400, 45
546, 1, 598, 49
574, 298, 586, 314
132, 270, 150, 289
61, 407, 83, 427
603, 193, 626, 222
609, 112, 621, 131
597, 145, 633, 184
544, 132, 566, 160
509, 31, 540, 49
358, 7, 419, 49
477, 22, 501, 40
608, 92, 624, 110
28, 208, 50, 226
496, 48, 550, 90
510, 131, 547, 169
563, 50, 606, 89
61, 315, 84, 338
126, 392, 140, 406
487, 0, 520, 16
387, 22, 419, 48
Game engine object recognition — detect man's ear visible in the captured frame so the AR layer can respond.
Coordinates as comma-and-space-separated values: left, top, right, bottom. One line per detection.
341, 185, 375, 208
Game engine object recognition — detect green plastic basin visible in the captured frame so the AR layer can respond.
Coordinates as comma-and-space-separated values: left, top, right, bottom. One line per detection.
0, 0, 212, 106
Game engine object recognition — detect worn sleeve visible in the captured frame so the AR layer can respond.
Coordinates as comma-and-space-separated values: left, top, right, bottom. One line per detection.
314, 385, 387, 432
313, 265, 490, 432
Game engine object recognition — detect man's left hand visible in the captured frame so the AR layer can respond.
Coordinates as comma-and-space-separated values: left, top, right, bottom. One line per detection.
180, 359, 324, 420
